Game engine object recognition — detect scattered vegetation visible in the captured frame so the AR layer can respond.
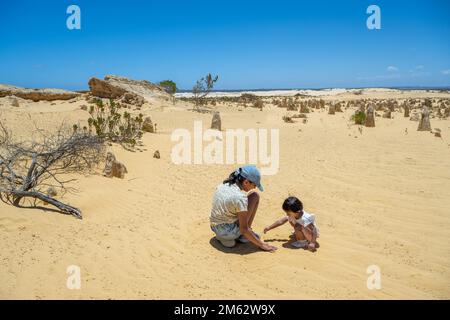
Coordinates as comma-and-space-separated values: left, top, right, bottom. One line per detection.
253, 99, 264, 109
240, 93, 258, 103
86, 98, 144, 148
351, 110, 366, 125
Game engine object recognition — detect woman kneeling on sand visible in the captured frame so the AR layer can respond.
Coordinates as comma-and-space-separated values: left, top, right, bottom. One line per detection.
210, 165, 277, 252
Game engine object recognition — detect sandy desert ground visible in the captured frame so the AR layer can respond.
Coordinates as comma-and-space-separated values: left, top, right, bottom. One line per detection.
1, 88, 450, 299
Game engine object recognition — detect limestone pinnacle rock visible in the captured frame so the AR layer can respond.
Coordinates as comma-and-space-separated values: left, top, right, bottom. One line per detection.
0, 84, 80, 101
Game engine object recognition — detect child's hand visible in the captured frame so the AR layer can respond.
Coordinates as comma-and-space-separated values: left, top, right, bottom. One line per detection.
263, 227, 270, 234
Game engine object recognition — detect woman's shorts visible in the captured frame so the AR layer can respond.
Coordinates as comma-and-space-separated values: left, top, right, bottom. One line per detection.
211, 222, 241, 240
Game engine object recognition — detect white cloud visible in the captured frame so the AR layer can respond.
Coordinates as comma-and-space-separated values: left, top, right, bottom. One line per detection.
387, 66, 398, 72
442, 69, 450, 75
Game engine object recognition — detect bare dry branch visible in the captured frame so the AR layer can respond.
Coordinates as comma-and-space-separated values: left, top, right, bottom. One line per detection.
0, 119, 105, 219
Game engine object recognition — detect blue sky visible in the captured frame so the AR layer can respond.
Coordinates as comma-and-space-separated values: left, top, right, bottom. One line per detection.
0, 0, 449, 90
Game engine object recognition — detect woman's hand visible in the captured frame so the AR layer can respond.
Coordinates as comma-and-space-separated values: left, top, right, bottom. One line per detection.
263, 227, 270, 234
260, 243, 277, 252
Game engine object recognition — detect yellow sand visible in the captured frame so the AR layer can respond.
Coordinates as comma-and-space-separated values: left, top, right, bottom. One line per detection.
1, 89, 450, 299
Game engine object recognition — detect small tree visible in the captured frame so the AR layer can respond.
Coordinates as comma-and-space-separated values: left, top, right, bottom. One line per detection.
158, 80, 177, 104
192, 73, 219, 111
417, 106, 431, 131
158, 80, 177, 95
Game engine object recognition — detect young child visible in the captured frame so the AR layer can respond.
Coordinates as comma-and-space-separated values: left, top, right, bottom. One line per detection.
264, 196, 320, 251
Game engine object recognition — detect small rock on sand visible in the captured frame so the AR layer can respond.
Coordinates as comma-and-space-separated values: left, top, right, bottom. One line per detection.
142, 117, 155, 133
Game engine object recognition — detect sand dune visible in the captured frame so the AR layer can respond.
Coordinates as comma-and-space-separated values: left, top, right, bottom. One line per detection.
175, 87, 450, 98
1, 90, 450, 299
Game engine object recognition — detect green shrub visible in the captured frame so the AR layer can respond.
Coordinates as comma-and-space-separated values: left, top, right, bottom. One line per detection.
87, 98, 144, 148
158, 80, 177, 94
351, 111, 366, 125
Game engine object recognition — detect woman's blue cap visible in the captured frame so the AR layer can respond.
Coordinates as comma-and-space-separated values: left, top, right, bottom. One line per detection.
238, 165, 264, 191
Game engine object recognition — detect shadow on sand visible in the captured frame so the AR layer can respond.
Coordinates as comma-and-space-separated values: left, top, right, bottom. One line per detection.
210, 236, 320, 253
271, 234, 320, 252
209, 237, 260, 255
265, 237, 309, 250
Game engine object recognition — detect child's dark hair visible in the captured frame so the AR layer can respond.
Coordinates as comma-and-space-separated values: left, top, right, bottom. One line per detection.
282, 196, 303, 213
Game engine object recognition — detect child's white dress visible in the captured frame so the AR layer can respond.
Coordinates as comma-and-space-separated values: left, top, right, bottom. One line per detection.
295, 211, 320, 237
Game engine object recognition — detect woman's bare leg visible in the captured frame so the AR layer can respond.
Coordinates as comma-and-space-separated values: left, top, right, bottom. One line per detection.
247, 192, 259, 228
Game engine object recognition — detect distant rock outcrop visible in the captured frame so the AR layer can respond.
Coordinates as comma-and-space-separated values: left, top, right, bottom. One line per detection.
0, 84, 80, 101
88, 75, 171, 104
211, 111, 222, 131
404, 104, 410, 117
142, 116, 155, 133
365, 105, 375, 127
88, 78, 126, 98
328, 105, 335, 115
417, 106, 431, 131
